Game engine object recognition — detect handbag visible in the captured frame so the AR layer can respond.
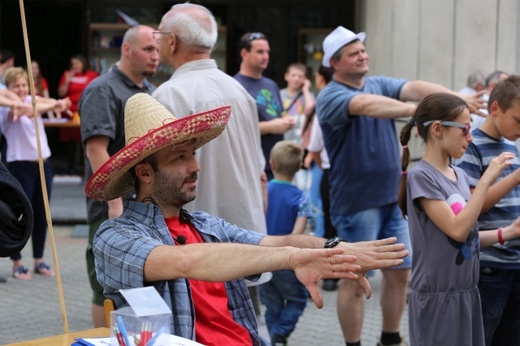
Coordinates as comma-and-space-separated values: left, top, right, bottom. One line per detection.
283, 91, 303, 114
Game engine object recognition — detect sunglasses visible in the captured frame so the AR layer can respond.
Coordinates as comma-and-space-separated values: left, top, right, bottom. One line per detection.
423, 120, 471, 137
240, 32, 267, 49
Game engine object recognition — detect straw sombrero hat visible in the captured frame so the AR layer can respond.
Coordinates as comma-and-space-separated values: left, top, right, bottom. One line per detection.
85, 93, 231, 201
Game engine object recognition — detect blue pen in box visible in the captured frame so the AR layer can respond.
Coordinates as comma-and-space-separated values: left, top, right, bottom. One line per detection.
116, 316, 131, 346
72, 339, 96, 346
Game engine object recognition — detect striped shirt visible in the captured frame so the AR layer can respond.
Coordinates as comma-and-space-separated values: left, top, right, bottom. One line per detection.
454, 128, 520, 269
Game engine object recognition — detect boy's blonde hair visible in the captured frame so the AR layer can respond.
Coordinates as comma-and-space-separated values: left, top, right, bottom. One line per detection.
270, 140, 303, 177
3, 67, 28, 88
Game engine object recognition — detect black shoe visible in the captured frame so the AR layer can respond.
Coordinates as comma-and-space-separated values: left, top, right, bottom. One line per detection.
0, 274, 7, 283
322, 278, 338, 291
376, 337, 408, 346
272, 336, 288, 346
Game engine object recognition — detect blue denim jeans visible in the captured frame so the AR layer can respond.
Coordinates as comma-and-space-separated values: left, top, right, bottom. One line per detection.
331, 203, 412, 277
259, 270, 307, 342
478, 267, 520, 346
308, 164, 324, 237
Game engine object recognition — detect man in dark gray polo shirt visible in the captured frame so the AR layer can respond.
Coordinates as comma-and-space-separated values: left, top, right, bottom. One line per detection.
78, 24, 159, 328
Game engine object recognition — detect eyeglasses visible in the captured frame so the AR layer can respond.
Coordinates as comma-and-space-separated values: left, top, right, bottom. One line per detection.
240, 32, 266, 49
152, 31, 172, 43
423, 120, 471, 137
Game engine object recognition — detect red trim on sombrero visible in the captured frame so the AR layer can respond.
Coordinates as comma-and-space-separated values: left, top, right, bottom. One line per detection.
85, 106, 231, 201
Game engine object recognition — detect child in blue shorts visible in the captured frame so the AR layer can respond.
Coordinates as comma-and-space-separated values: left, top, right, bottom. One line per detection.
259, 140, 312, 346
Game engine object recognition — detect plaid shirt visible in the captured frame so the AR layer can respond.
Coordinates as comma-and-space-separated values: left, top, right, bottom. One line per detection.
93, 200, 268, 345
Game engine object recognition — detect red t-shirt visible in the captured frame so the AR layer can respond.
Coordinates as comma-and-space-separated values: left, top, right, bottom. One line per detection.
165, 216, 252, 346
34, 77, 48, 97
58, 70, 98, 112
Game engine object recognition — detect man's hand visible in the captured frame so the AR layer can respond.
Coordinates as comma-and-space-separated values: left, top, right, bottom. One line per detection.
337, 237, 408, 273
334, 237, 408, 297
268, 116, 296, 135
460, 90, 487, 117
290, 248, 365, 308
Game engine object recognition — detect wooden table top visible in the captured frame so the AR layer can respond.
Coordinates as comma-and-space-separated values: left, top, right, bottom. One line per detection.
5, 327, 110, 346
42, 118, 80, 128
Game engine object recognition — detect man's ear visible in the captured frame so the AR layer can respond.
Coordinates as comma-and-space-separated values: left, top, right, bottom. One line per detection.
122, 42, 131, 58
134, 162, 153, 184
329, 57, 339, 71
240, 48, 248, 60
169, 34, 178, 54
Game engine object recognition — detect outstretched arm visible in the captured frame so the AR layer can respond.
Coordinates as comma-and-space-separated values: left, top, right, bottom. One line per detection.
400, 80, 486, 116
144, 243, 360, 308
34, 97, 72, 118
348, 93, 416, 119
259, 116, 296, 135
480, 216, 520, 248
260, 234, 408, 271
260, 234, 408, 299
0, 89, 34, 120
422, 152, 514, 243
477, 167, 520, 212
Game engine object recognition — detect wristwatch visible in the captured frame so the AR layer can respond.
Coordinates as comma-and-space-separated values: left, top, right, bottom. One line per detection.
323, 236, 348, 248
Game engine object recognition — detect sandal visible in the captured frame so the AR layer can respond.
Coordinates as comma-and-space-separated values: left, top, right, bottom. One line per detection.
34, 262, 55, 277
13, 266, 32, 280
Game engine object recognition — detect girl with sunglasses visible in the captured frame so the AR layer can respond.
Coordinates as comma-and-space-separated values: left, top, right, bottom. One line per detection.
397, 93, 520, 346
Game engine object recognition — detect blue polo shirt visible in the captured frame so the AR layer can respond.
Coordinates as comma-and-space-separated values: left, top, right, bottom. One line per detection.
316, 76, 407, 215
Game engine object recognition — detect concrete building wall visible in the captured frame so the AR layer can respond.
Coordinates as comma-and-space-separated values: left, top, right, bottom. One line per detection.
353, 0, 520, 161
358, 0, 519, 91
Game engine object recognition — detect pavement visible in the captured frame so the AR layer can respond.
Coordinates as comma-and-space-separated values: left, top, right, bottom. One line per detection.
0, 176, 409, 345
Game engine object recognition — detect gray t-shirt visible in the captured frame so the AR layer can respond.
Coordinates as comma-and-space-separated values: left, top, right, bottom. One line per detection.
79, 66, 155, 223
407, 160, 484, 346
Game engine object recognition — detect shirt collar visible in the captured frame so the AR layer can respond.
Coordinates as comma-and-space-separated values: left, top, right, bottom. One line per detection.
112, 66, 154, 92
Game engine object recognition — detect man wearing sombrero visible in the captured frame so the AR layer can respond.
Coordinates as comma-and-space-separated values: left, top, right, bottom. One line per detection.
86, 93, 409, 346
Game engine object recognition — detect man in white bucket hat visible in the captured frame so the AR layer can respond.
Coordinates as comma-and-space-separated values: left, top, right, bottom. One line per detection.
317, 26, 487, 346
86, 93, 409, 346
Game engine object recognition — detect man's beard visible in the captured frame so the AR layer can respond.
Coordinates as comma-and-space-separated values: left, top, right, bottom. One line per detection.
151, 170, 197, 209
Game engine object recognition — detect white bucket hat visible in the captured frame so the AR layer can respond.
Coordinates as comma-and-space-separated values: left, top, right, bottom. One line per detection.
322, 26, 366, 67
